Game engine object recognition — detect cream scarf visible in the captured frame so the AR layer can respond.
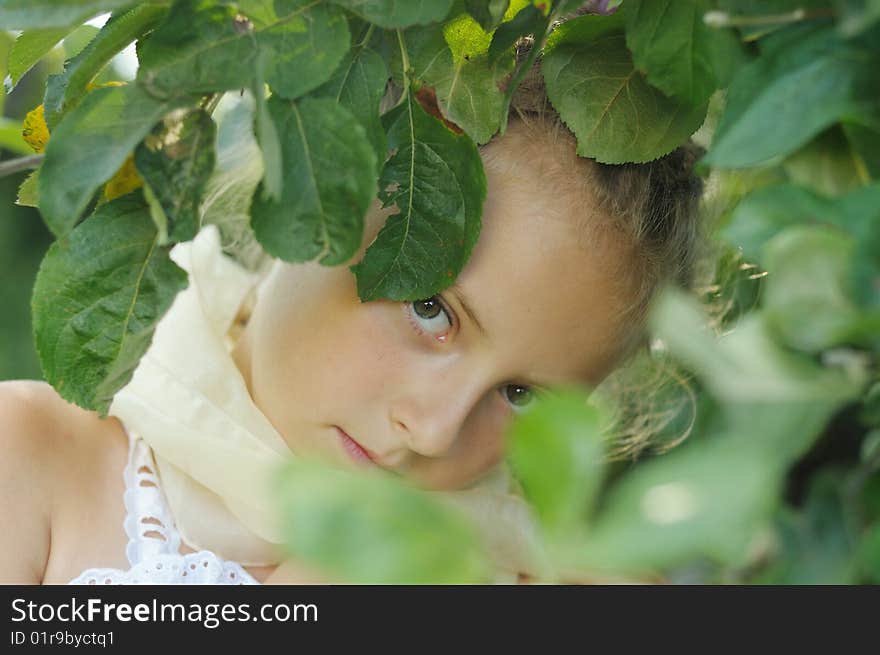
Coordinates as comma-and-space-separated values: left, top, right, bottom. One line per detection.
109, 226, 543, 581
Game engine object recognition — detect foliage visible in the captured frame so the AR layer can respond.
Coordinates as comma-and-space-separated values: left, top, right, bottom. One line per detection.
1, 0, 879, 583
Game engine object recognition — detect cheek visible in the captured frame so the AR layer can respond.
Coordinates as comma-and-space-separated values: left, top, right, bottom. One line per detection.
412, 400, 510, 490
252, 298, 410, 422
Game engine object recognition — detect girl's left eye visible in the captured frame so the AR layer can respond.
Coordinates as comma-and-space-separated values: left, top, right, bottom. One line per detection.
501, 384, 537, 413
408, 296, 453, 338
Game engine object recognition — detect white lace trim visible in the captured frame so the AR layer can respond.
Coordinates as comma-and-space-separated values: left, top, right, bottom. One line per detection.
68, 431, 258, 585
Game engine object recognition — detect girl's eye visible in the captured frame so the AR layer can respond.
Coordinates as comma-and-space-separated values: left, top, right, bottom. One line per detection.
409, 296, 453, 338
502, 384, 536, 412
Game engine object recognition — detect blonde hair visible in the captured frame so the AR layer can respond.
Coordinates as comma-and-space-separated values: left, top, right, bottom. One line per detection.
497, 40, 709, 459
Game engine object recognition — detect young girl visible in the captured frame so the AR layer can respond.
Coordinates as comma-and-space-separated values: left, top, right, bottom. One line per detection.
0, 66, 704, 585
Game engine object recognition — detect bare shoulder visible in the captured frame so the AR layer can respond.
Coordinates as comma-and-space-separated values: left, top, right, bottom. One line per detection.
0, 380, 128, 583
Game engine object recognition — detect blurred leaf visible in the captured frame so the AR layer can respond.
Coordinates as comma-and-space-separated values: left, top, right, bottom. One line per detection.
856, 521, 880, 582
507, 388, 607, 536
762, 225, 876, 352
624, 0, 744, 105
351, 94, 486, 301
753, 471, 858, 584
862, 430, 880, 464
0, 117, 30, 155
542, 15, 707, 163
32, 194, 188, 414
6, 28, 73, 91
842, 123, 880, 180
327, 0, 455, 28
722, 183, 842, 263
44, 5, 167, 129
575, 439, 780, 576
836, 184, 880, 309
783, 126, 869, 196
703, 25, 880, 168
716, 0, 834, 41
250, 96, 377, 266
0, 0, 134, 30
835, 0, 880, 37
38, 84, 190, 237
274, 458, 490, 584
651, 289, 866, 461
863, 382, 880, 428
134, 108, 217, 244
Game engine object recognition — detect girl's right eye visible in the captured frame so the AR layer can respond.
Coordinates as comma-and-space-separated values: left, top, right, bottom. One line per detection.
407, 296, 454, 340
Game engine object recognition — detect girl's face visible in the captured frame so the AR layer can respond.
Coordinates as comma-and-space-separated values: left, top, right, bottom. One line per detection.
234, 121, 634, 490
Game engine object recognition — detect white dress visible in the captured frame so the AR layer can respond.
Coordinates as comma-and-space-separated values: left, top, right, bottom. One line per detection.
68, 428, 258, 585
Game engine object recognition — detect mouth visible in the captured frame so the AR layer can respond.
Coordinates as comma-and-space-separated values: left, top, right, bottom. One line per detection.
335, 426, 378, 467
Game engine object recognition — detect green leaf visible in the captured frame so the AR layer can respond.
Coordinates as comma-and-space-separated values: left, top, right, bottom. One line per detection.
274, 458, 490, 583
32, 194, 188, 414
134, 109, 217, 244
783, 126, 868, 196
6, 28, 74, 91
836, 184, 880, 309
753, 471, 858, 584
62, 23, 101, 59
0, 116, 30, 155
723, 183, 880, 311
250, 96, 377, 266
542, 17, 707, 163
138, 0, 350, 101
258, 1, 350, 100
405, 17, 514, 144
843, 122, 880, 180
856, 522, 880, 583
507, 388, 607, 536
575, 439, 780, 575
350, 93, 486, 301
252, 53, 282, 203
650, 289, 866, 462
465, 0, 510, 30
722, 183, 841, 263
327, 0, 455, 28
0, 0, 135, 30
38, 84, 191, 238
487, 3, 546, 64
715, 0, 830, 41
311, 44, 389, 169
15, 170, 39, 208
624, 0, 743, 105
43, 4, 167, 129
762, 225, 873, 352
835, 0, 880, 37
703, 26, 880, 168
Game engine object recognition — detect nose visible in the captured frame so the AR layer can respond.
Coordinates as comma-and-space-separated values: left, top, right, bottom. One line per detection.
390, 367, 488, 458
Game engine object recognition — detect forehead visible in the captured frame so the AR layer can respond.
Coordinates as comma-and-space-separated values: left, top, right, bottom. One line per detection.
455, 124, 633, 386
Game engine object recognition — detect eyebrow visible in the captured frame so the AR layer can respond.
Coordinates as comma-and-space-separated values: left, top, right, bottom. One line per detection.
448, 283, 487, 337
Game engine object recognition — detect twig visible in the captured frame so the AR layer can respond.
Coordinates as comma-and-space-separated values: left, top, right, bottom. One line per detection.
0, 154, 43, 178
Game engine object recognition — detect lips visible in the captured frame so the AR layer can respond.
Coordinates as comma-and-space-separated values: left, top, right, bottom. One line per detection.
336, 427, 377, 467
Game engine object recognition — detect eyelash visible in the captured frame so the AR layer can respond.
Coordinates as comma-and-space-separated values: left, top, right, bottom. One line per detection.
405, 298, 537, 412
